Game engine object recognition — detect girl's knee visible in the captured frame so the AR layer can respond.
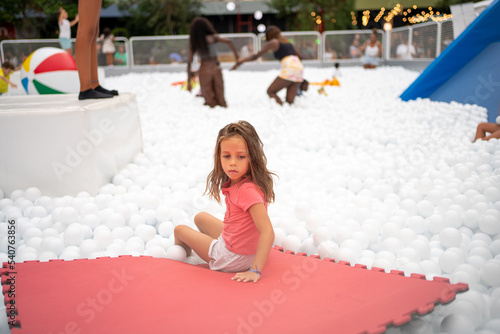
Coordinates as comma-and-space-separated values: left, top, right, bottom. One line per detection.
194, 212, 208, 227
174, 224, 190, 237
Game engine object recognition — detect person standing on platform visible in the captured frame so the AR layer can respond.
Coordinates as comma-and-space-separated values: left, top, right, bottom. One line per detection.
58, 7, 79, 55
75, 0, 118, 100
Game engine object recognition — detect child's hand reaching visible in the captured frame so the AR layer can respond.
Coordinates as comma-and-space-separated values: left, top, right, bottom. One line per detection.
231, 270, 260, 283
231, 61, 241, 71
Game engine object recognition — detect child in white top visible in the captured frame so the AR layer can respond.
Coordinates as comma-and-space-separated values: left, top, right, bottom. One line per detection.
58, 7, 79, 54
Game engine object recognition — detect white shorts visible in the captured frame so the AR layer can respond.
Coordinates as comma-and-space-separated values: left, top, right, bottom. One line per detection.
208, 236, 255, 273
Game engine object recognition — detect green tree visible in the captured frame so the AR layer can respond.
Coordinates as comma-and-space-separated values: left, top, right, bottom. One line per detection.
269, 0, 355, 31
118, 0, 202, 36
0, 0, 111, 38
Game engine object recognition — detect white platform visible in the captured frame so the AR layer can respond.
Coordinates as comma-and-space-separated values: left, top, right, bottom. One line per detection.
0, 93, 143, 197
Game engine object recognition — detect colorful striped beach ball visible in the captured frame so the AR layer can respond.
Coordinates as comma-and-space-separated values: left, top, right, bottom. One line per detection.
21, 47, 79, 94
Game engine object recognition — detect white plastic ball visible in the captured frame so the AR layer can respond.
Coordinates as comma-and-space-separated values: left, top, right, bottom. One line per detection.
294, 202, 311, 221
146, 246, 167, 258
490, 295, 500, 318
24, 187, 42, 202
155, 206, 172, 222
93, 226, 113, 248
273, 227, 286, 246
439, 227, 462, 248
38, 251, 58, 262
417, 200, 434, 217
26, 236, 43, 249
317, 240, 339, 259
347, 178, 363, 193
125, 237, 145, 253
439, 248, 465, 274
481, 260, 500, 287
59, 207, 79, 225
63, 223, 84, 246
110, 226, 133, 241
166, 245, 187, 261
40, 236, 65, 256
440, 314, 474, 334
158, 221, 174, 238
291, 225, 309, 241
479, 215, 500, 235
135, 224, 157, 242
300, 238, 317, 255
128, 214, 146, 229
426, 214, 446, 234
282, 235, 302, 253
23, 227, 42, 240
105, 213, 126, 230
60, 248, 80, 261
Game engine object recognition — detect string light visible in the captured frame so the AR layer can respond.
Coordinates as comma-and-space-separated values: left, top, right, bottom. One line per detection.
351, 11, 358, 26
362, 10, 370, 26
384, 3, 402, 23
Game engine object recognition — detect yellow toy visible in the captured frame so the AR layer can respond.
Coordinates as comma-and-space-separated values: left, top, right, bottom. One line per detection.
310, 77, 340, 87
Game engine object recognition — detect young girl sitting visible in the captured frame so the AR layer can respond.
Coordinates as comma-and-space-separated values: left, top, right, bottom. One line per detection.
187, 17, 239, 108
174, 121, 276, 283
232, 26, 304, 105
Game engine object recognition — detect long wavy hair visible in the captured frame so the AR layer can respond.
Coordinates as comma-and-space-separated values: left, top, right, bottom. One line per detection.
189, 17, 217, 58
265, 25, 289, 44
205, 121, 276, 204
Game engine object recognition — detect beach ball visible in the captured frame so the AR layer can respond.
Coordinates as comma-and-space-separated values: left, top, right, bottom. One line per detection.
21, 47, 79, 94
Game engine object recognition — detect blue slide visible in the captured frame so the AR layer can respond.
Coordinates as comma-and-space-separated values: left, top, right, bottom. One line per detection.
400, 0, 500, 122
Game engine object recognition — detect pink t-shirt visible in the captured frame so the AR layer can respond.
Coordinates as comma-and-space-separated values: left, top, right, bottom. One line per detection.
221, 178, 267, 255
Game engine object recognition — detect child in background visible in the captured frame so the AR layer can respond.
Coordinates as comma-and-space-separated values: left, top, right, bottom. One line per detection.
474, 103, 500, 141
233, 26, 304, 105
0, 62, 17, 95
58, 7, 79, 55
174, 121, 276, 283
332, 62, 341, 80
99, 27, 116, 66
187, 17, 238, 108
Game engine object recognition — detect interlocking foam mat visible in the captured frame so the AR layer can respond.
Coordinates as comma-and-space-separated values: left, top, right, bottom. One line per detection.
2, 246, 468, 334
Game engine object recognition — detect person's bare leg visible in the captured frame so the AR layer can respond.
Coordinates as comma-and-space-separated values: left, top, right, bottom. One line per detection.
194, 212, 223, 239
267, 77, 292, 105
75, 0, 102, 92
174, 225, 214, 261
474, 123, 500, 141
285, 82, 300, 104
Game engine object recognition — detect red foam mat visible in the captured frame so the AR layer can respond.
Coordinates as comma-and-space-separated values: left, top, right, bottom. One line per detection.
2, 247, 468, 334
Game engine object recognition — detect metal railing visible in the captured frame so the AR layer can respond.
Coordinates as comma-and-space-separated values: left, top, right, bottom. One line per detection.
0, 37, 130, 68
0, 19, 454, 71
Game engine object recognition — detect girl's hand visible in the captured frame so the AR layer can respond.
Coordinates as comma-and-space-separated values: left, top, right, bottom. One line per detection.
231, 270, 260, 283
186, 81, 192, 92
231, 61, 241, 71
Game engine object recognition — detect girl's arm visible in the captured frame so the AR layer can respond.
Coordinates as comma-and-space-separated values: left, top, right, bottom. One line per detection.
0, 75, 17, 88
214, 36, 239, 64
232, 203, 275, 283
359, 41, 367, 52
70, 14, 79, 26
232, 39, 279, 70
186, 48, 194, 91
